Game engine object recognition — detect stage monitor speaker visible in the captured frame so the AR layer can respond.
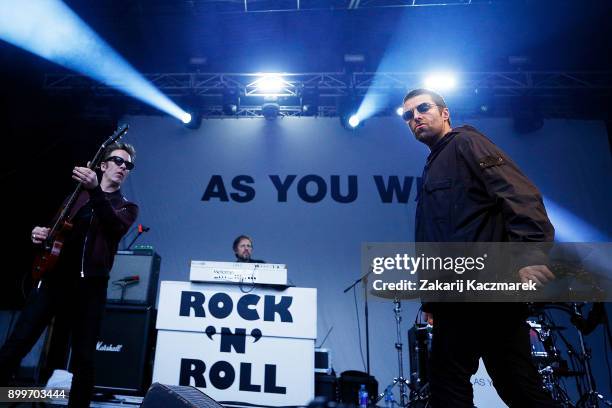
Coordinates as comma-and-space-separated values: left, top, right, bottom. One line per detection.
315, 373, 337, 401
141, 382, 225, 408
92, 305, 156, 395
107, 250, 161, 306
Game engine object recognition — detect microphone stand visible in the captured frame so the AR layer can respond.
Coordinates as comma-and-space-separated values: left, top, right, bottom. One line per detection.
113, 279, 139, 303
126, 226, 149, 250
344, 269, 374, 375
571, 303, 612, 408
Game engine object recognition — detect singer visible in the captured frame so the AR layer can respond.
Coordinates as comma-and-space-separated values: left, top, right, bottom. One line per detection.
0, 142, 138, 408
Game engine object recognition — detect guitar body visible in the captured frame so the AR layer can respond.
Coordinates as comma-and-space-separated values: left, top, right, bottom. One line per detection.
31, 221, 73, 282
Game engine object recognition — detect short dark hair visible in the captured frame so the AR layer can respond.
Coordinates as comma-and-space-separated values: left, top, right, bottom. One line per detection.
233, 235, 252, 251
403, 88, 448, 107
103, 142, 136, 163
402, 88, 451, 126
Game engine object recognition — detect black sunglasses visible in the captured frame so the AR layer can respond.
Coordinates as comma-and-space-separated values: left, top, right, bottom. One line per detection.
104, 156, 134, 170
401, 102, 438, 122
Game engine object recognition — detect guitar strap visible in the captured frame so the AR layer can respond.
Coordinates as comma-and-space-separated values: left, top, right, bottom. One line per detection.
66, 189, 91, 221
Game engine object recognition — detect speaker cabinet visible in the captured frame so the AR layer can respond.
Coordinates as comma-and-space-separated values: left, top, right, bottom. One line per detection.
93, 305, 156, 394
141, 383, 225, 408
107, 250, 161, 306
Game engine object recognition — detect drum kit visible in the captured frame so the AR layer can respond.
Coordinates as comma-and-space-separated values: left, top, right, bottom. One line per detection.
372, 297, 611, 408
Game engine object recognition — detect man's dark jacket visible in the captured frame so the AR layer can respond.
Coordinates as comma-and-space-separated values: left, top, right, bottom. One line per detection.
416, 125, 554, 243
55, 185, 138, 278
416, 125, 554, 313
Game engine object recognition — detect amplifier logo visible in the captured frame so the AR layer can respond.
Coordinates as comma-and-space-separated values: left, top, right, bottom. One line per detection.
96, 341, 123, 352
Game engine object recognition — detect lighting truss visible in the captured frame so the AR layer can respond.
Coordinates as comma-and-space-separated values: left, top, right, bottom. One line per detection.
44, 70, 612, 118
45, 71, 612, 96
78, 0, 510, 14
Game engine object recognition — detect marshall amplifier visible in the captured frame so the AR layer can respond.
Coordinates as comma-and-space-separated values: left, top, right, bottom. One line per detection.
93, 304, 156, 395
107, 250, 161, 306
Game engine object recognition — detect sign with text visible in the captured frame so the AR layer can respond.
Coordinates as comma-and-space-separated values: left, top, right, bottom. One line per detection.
156, 281, 317, 338
153, 330, 314, 406
154, 280, 317, 406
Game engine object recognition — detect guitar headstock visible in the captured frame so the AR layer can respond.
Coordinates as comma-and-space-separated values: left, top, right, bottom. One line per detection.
104, 124, 129, 146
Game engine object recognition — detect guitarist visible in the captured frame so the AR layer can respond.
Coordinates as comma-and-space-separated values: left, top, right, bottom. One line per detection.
0, 142, 138, 408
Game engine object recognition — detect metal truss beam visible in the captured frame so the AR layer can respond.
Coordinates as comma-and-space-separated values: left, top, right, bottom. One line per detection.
87, 0, 506, 15
43, 70, 612, 119
44, 71, 612, 97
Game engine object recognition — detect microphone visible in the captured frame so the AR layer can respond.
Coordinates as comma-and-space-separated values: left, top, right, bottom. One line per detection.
137, 224, 150, 233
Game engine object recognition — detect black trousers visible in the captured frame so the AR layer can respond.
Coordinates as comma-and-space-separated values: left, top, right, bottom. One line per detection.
0, 275, 108, 408
429, 305, 560, 408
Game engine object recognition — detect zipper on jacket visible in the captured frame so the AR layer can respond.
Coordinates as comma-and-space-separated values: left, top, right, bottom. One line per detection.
80, 212, 93, 278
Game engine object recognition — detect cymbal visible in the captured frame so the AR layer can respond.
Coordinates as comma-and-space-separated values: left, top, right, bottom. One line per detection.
369, 288, 422, 300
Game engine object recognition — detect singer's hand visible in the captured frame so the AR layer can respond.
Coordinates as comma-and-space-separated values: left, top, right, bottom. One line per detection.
519, 265, 555, 287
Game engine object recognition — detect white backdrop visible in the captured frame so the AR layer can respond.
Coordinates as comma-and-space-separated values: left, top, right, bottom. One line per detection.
118, 114, 612, 405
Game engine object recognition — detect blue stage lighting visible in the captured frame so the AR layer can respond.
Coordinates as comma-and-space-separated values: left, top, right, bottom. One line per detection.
256, 75, 285, 94
544, 199, 609, 242
183, 111, 202, 129
396, 106, 404, 116
181, 113, 193, 124
424, 72, 458, 91
348, 115, 361, 128
0, 1, 189, 123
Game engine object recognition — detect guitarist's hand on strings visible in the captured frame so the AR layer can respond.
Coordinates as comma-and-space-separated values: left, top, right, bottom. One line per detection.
72, 166, 99, 190
31, 227, 50, 244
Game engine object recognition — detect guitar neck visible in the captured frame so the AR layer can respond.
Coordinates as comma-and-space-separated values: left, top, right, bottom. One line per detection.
45, 124, 129, 241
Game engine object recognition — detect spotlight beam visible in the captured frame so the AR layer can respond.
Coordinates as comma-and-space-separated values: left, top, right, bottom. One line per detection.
0, 0, 188, 122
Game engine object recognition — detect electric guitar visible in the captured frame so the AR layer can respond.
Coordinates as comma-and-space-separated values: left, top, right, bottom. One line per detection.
31, 124, 129, 282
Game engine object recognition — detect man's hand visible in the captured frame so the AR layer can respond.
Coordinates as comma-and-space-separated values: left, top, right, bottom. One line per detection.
423, 312, 434, 326
518, 265, 555, 287
31, 226, 50, 244
72, 166, 99, 190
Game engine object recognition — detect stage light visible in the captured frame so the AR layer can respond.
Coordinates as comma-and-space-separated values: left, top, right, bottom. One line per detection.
256, 75, 285, 94
338, 94, 363, 130
396, 106, 404, 116
183, 111, 201, 129
348, 115, 361, 128
0, 1, 189, 123
423, 73, 458, 91
301, 88, 319, 117
262, 102, 280, 120
222, 88, 240, 116
339, 112, 363, 130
